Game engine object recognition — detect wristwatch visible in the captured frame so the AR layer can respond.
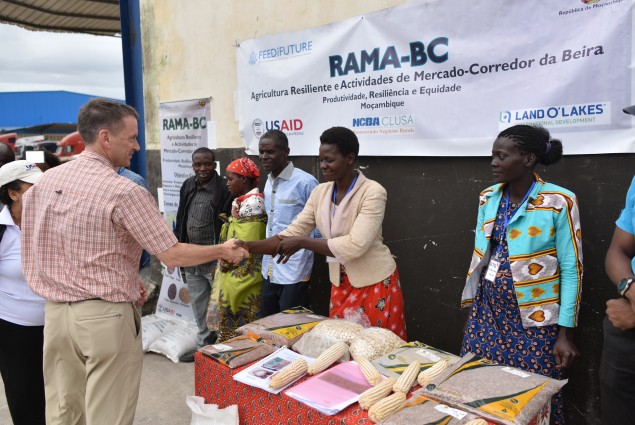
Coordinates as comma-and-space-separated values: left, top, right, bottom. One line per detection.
617, 277, 635, 297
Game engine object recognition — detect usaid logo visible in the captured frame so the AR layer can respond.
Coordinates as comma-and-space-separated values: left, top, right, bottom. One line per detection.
252, 119, 264, 138
264, 119, 303, 132
253, 118, 304, 136
251, 118, 304, 138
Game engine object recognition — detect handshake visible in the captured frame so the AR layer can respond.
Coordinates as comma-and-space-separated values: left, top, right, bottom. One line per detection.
220, 238, 249, 265
219, 235, 305, 265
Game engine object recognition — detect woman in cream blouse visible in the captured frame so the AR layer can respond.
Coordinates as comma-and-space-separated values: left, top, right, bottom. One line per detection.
247, 127, 406, 338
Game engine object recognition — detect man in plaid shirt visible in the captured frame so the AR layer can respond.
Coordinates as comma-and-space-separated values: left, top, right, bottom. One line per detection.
21, 98, 246, 425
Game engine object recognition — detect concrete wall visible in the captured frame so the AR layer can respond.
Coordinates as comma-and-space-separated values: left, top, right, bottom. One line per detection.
139, 1, 634, 423
140, 0, 408, 151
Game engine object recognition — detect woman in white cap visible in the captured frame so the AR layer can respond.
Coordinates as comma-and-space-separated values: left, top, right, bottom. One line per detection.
0, 160, 45, 425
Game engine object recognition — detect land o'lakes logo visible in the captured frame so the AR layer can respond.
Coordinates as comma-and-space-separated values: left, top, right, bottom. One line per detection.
500, 111, 512, 124
498, 102, 610, 129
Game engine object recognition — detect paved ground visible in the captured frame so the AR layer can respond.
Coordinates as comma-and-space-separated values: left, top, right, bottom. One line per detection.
0, 352, 195, 424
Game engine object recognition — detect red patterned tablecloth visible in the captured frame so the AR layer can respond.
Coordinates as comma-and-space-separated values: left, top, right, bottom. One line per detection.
194, 352, 548, 425
195, 352, 372, 425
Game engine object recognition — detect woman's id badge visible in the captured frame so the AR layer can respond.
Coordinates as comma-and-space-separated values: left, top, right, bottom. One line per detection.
484, 259, 500, 282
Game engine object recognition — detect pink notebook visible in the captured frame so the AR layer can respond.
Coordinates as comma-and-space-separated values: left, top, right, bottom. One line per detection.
285, 361, 373, 415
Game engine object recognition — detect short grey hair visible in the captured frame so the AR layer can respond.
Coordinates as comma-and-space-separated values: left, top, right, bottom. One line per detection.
77, 98, 138, 145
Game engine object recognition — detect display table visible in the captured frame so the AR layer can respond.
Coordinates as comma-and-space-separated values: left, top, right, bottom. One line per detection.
195, 352, 371, 425
195, 352, 549, 425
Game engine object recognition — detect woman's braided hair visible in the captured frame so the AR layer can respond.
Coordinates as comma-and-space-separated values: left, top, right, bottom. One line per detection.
498, 125, 563, 165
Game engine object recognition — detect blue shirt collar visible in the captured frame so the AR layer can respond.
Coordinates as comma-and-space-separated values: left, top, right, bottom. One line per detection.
268, 162, 295, 182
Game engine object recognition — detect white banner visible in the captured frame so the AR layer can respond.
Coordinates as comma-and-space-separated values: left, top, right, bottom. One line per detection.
237, 0, 635, 156
159, 98, 211, 230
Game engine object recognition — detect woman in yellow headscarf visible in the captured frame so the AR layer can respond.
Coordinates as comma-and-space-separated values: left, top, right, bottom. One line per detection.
207, 158, 267, 341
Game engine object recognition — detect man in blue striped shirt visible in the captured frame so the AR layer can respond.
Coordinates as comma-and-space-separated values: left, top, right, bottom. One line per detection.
258, 130, 319, 316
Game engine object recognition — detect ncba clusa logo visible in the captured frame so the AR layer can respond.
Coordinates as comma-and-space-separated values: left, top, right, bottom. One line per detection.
352, 115, 415, 127
252, 118, 304, 137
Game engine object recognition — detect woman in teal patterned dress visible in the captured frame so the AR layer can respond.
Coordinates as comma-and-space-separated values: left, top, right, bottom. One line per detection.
461, 125, 583, 424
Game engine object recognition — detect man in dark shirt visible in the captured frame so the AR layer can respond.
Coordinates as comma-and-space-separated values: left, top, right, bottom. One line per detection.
174, 148, 231, 359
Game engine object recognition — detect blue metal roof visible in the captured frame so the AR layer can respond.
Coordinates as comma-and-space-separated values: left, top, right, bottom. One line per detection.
0, 90, 122, 130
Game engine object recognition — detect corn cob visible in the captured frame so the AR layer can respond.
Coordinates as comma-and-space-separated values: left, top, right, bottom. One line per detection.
368, 391, 407, 423
357, 356, 383, 386
268, 358, 308, 390
417, 359, 448, 387
464, 420, 488, 425
307, 342, 349, 375
358, 377, 397, 409
393, 360, 420, 394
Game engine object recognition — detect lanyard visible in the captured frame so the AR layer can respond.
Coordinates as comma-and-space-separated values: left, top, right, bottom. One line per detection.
332, 174, 358, 216
495, 180, 536, 256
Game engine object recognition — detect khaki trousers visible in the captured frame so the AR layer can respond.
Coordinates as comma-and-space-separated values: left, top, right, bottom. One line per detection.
43, 300, 143, 425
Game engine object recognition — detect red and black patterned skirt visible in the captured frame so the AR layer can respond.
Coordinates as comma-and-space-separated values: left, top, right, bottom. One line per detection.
329, 266, 407, 340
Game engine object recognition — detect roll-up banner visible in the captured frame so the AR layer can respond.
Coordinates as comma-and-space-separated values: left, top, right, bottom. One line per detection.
158, 98, 211, 322
159, 98, 211, 230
